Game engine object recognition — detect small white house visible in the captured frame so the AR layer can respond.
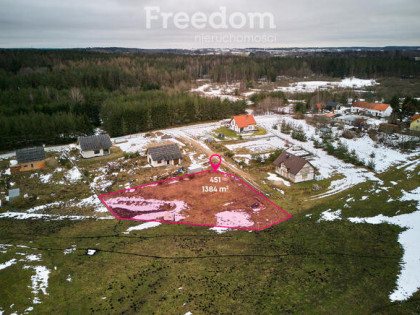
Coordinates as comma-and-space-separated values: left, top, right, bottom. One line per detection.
230, 115, 257, 133
78, 134, 112, 159
273, 151, 315, 183
351, 101, 393, 118
147, 143, 182, 167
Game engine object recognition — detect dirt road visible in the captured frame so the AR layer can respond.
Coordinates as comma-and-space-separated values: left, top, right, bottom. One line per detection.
180, 136, 268, 194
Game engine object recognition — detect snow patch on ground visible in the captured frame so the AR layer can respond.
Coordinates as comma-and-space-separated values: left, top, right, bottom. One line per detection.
209, 227, 232, 234
122, 222, 162, 234
348, 187, 420, 302
215, 210, 254, 228
0, 212, 112, 220
39, 174, 53, 184
87, 249, 96, 256
0, 259, 17, 270
65, 167, 82, 183
267, 172, 291, 186
22, 265, 50, 301
318, 209, 342, 222
64, 245, 76, 255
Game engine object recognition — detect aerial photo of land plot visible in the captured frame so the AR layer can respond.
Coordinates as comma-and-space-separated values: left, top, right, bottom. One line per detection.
1, 0, 420, 314
100, 171, 291, 230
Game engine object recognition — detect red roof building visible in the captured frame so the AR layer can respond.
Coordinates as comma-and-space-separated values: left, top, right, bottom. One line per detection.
230, 115, 257, 133
351, 101, 393, 117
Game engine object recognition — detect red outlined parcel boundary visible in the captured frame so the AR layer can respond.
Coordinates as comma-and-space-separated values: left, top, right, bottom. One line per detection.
98, 170, 292, 231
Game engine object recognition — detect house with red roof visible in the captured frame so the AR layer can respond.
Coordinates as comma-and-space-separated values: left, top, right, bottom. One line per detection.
351, 101, 393, 118
230, 114, 257, 133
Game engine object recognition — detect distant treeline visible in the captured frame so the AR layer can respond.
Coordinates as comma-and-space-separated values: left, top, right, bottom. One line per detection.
101, 91, 247, 137
1, 49, 420, 151
1, 49, 420, 89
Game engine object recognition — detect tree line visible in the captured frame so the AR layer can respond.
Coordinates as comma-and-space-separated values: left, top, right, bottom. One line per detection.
1, 49, 419, 151
101, 91, 247, 137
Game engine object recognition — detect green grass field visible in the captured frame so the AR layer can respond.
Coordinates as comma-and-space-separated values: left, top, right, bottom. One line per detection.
1, 163, 419, 314
212, 126, 239, 139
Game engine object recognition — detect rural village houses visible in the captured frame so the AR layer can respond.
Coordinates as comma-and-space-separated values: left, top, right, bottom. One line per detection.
78, 134, 113, 159
147, 143, 183, 167
10, 147, 46, 174
273, 151, 316, 183
230, 114, 257, 133
351, 101, 393, 117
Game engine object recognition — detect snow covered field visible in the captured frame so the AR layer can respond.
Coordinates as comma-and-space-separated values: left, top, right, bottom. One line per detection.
191, 83, 242, 102
255, 115, 418, 197
190, 78, 377, 105
226, 137, 287, 153
276, 77, 378, 93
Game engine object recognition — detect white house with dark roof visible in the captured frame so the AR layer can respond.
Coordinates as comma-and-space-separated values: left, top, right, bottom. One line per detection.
147, 143, 182, 167
78, 134, 113, 159
273, 151, 316, 183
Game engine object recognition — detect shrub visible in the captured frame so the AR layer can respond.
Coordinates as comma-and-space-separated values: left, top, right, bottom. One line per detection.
281, 121, 292, 134
265, 149, 284, 164
124, 152, 140, 159
366, 159, 375, 170
291, 129, 307, 142
224, 151, 234, 158
342, 130, 355, 139
58, 157, 72, 169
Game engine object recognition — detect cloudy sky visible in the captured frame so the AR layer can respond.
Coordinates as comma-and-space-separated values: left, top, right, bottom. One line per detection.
0, 0, 419, 48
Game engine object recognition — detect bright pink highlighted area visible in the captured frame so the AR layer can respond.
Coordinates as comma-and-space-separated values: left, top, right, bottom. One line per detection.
99, 170, 292, 231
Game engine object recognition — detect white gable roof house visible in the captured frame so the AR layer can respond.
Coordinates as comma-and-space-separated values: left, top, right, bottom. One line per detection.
230, 114, 257, 133
78, 134, 113, 159
273, 151, 316, 183
147, 143, 183, 167
351, 101, 393, 118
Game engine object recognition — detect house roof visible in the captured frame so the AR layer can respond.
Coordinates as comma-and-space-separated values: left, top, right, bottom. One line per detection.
231, 115, 256, 128
16, 147, 46, 164
78, 134, 112, 152
273, 151, 314, 175
353, 101, 390, 112
411, 114, 420, 121
326, 102, 339, 108
147, 143, 182, 162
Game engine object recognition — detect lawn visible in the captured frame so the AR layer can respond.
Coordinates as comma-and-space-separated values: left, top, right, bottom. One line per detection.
1, 138, 419, 314
0, 164, 419, 313
251, 126, 267, 136
212, 126, 239, 139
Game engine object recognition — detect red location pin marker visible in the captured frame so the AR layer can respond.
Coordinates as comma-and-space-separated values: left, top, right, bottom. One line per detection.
209, 154, 222, 171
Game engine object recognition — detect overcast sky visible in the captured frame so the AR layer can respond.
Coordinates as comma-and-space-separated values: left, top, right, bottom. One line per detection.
0, 0, 419, 48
